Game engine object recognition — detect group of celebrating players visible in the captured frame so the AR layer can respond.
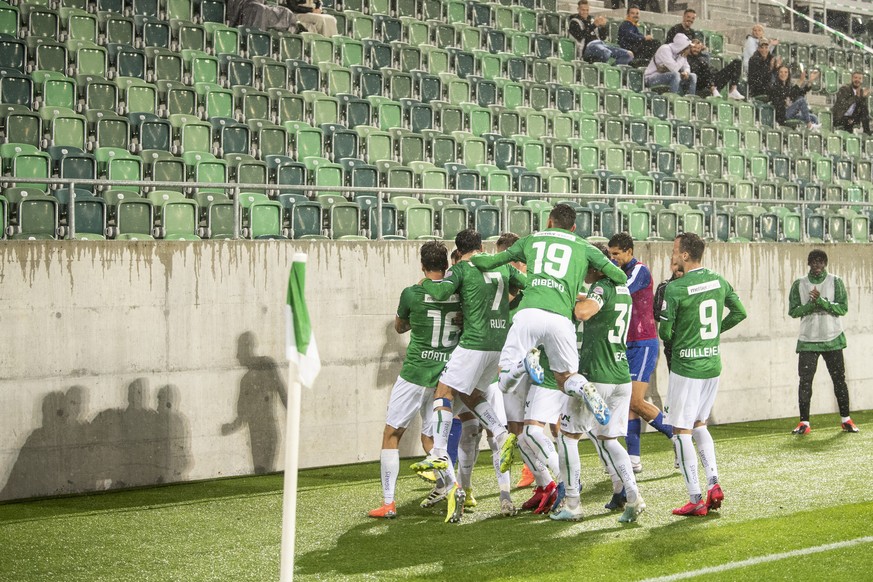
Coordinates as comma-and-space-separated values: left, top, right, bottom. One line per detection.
370, 203, 747, 524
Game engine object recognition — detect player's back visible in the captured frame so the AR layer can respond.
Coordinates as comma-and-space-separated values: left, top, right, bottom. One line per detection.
451, 260, 516, 351
580, 279, 633, 384
664, 267, 733, 379
515, 229, 594, 319
399, 284, 461, 387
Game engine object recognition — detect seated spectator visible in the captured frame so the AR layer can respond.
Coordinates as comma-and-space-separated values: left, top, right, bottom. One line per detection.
644, 33, 696, 96
228, 0, 296, 30
283, 0, 337, 37
665, 9, 700, 44
618, 6, 661, 62
688, 38, 743, 99
832, 71, 872, 134
747, 38, 782, 98
742, 23, 778, 75
769, 65, 820, 130
568, 0, 633, 65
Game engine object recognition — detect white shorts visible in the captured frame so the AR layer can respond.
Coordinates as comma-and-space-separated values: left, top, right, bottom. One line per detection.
525, 385, 568, 425
664, 372, 720, 430
501, 308, 579, 375
587, 382, 632, 439
439, 346, 500, 396
385, 377, 435, 437
503, 377, 532, 423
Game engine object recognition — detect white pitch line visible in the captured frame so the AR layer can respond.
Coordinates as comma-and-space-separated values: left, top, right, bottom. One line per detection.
640, 536, 873, 582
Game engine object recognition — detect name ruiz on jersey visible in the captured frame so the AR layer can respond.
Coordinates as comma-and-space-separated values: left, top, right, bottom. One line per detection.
489, 319, 507, 329
686, 280, 721, 295
678, 346, 720, 358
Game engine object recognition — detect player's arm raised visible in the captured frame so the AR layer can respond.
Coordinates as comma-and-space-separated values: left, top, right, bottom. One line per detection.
420, 267, 462, 301
720, 284, 747, 333
586, 244, 628, 285
574, 293, 603, 322
470, 238, 526, 271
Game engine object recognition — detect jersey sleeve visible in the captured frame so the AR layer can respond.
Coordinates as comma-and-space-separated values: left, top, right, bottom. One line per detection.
658, 285, 677, 342
720, 279, 747, 333
787, 278, 812, 318
626, 263, 652, 294
420, 267, 462, 300
586, 244, 628, 285
396, 286, 414, 320
587, 280, 609, 311
815, 276, 848, 316
470, 238, 527, 270
509, 264, 527, 290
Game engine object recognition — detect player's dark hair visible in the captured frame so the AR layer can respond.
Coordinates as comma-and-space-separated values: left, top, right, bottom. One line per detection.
549, 204, 577, 230
626, 5, 639, 14
684, 8, 696, 15
676, 232, 705, 261
807, 249, 828, 265
450, 248, 462, 264
577, 0, 588, 6
592, 242, 609, 257
608, 232, 634, 251
496, 232, 519, 251
420, 241, 449, 272
455, 228, 482, 255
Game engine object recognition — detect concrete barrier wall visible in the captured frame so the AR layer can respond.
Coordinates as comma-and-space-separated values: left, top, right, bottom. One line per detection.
1, 241, 871, 501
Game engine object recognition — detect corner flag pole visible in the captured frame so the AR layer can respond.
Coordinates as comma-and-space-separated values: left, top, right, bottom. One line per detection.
280, 253, 321, 582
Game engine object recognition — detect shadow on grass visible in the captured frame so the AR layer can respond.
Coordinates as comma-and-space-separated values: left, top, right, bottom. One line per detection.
296, 499, 634, 580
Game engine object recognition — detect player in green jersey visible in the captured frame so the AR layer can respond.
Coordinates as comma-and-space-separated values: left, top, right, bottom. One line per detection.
659, 233, 747, 517
549, 244, 644, 523
369, 242, 461, 519
471, 204, 627, 425
409, 229, 526, 523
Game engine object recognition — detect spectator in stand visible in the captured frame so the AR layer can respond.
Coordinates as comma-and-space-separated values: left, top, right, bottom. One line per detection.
618, 6, 661, 63
747, 38, 782, 98
832, 71, 872, 134
742, 23, 778, 75
644, 33, 696, 96
283, 0, 337, 37
569, 0, 633, 65
688, 38, 744, 99
665, 9, 700, 44
769, 65, 820, 130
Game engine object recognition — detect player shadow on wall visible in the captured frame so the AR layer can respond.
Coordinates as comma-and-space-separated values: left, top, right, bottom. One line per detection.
1, 380, 192, 501
376, 319, 406, 390
221, 331, 287, 474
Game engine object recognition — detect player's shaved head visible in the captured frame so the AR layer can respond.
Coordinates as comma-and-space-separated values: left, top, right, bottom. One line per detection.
608, 232, 634, 252
455, 228, 483, 255
548, 204, 577, 230
496, 232, 519, 251
420, 241, 449, 272
675, 232, 705, 262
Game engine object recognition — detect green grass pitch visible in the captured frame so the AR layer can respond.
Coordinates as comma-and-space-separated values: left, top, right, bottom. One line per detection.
1, 411, 871, 581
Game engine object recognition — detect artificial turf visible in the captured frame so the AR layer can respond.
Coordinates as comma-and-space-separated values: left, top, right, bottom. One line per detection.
1, 411, 871, 581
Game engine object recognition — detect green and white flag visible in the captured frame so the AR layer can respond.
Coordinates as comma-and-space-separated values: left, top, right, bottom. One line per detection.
286, 253, 321, 388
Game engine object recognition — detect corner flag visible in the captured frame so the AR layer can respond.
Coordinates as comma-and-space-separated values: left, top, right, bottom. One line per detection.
281, 252, 320, 582
285, 253, 321, 389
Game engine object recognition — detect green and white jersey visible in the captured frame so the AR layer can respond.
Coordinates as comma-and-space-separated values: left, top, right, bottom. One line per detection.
472, 229, 626, 320
396, 284, 461, 387
421, 260, 526, 352
658, 267, 747, 380
579, 279, 633, 384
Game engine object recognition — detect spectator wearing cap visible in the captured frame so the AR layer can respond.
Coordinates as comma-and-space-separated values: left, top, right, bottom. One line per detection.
747, 37, 782, 98
742, 23, 778, 75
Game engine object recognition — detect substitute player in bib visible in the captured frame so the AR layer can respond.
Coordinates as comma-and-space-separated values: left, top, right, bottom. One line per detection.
607, 233, 673, 474
369, 242, 461, 519
553, 244, 645, 523
411, 229, 526, 523
659, 233, 747, 516
471, 204, 628, 425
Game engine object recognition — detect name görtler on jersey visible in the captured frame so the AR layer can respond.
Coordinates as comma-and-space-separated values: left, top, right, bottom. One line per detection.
420, 350, 451, 362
